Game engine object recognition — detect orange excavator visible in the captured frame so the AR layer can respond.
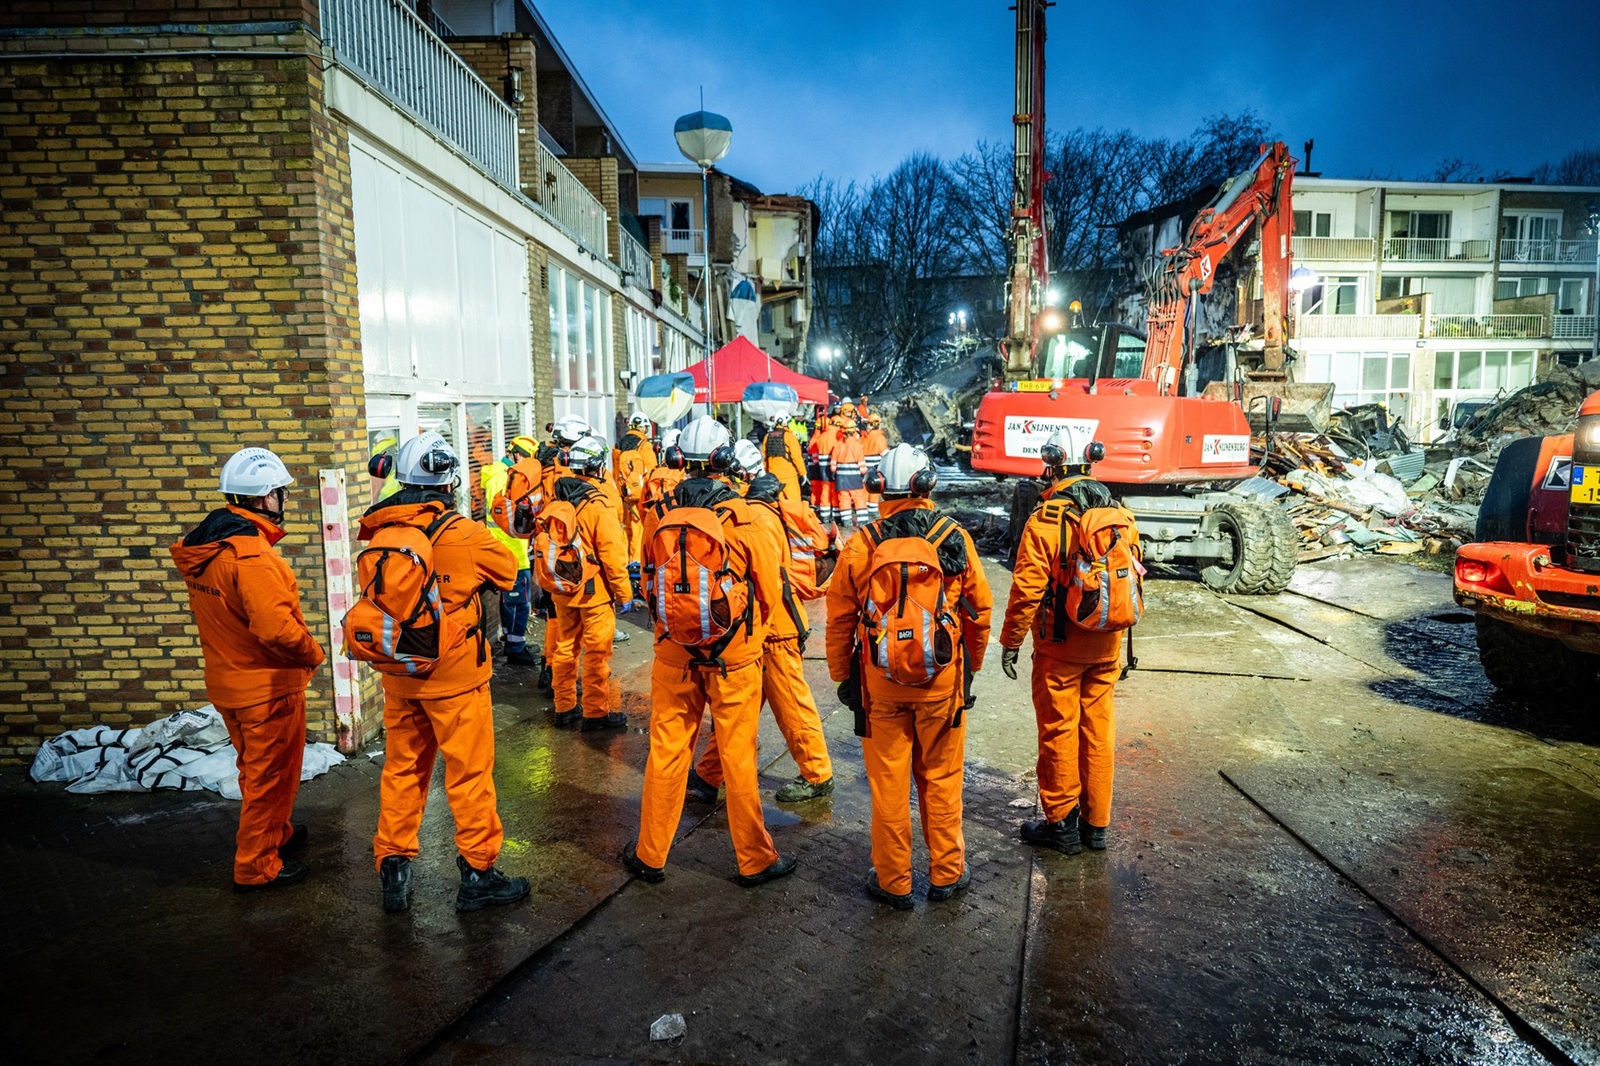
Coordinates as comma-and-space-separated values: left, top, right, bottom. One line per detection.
973, 3, 1331, 593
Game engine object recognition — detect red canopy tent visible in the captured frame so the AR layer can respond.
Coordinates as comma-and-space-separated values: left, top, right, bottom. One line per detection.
683, 336, 829, 406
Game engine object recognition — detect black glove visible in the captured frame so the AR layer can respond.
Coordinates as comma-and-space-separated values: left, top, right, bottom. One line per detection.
799, 478, 812, 498
836, 676, 860, 710
1001, 647, 1020, 680
963, 689, 977, 711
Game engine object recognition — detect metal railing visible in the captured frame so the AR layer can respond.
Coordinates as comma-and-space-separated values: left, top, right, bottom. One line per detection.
666, 229, 706, 256
1296, 314, 1422, 338
1498, 238, 1599, 265
1291, 236, 1376, 260
322, 0, 518, 192
531, 142, 608, 256
1552, 315, 1597, 339
617, 228, 653, 292
1382, 237, 1493, 262
1426, 313, 1545, 339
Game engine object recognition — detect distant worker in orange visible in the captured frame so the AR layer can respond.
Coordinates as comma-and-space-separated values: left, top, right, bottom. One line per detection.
482, 434, 541, 666
1000, 430, 1140, 856
827, 444, 992, 909
538, 434, 633, 730
860, 413, 889, 521
613, 413, 658, 597
807, 411, 841, 528
171, 447, 325, 892
755, 405, 809, 502
360, 432, 529, 914
623, 417, 797, 888
531, 416, 588, 693
833, 415, 869, 528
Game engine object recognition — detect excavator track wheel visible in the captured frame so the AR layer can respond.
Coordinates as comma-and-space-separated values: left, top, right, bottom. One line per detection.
1200, 501, 1291, 595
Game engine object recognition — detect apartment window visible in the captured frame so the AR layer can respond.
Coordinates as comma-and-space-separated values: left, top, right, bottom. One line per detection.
1302, 275, 1360, 315
1389, 211, 1451, 240
1559, 278, 1588, 315
1431, 350, 1536, 440
1501, 211, 1561, 243
1303, 351, 1411, 424
1497, 277, 1550, 300
1293, 210, 1332, 238
547, 263, 615, 433
1380, 275, 1476, 315
464, 403, 495, 520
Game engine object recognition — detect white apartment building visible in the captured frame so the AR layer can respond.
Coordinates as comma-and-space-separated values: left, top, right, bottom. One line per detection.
1289, 177, 1598, 441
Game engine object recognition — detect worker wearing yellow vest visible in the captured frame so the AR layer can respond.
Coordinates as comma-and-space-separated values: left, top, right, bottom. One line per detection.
482, 434, 539, 666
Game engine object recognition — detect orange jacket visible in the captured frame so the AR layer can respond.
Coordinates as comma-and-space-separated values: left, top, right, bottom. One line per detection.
170, 505, 325, 709
357, 495, 519, 699
640, 463, 684, 512
826, 498, 993, 704
761, 426, 807, 489
832, 433, 867, 491
807, 424, 840, 481
612, 431, 658, 503
860, 428, 889, 460
1000, 477, 1122, 664
646, 477, 784, 672
547, 476, 632, 608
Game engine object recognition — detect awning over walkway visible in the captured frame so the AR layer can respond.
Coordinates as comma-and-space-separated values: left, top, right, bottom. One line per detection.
683, 336, 829, 405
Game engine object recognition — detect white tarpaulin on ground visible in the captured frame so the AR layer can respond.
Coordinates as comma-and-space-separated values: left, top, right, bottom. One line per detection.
29, 706, 344, 800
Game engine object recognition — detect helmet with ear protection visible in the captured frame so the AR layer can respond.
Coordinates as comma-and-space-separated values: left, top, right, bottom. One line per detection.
367, 450, 394, 481
874, 443, 937, 497
678, 416, 733, 466
395, 431, 459, 486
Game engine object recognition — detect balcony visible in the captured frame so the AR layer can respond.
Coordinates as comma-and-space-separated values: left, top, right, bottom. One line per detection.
1292, 236, 1376, 260
1383, 237, 1493, 262
1426, 314, 1545, 340
1552, 315, 1597, 340
321, 0, 518, 192
1498, 238, 1598, 266
617, 229, 653, 293
1297, 314, 1422, 339
665, 229, 707, 257
531, 142, 608, 256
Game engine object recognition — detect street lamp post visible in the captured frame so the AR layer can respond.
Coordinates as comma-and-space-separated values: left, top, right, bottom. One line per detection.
1586, 202, 1599, 364
674, 108, 732, 404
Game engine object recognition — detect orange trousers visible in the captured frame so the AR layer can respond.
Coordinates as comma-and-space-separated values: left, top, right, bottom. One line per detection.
811, 480, 837, 520
859, 695, 965, 896
373, 681, 503, 871
1031, 654, 1119, 828
622, 499, 645, 564
551, 600, 615, 718
638, 657, 778, 877
217, 692, 306, 885
696, 636, 832, 788
836, 489, 868, 524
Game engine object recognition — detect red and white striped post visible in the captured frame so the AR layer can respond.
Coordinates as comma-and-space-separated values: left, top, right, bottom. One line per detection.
319, 467, 364, 753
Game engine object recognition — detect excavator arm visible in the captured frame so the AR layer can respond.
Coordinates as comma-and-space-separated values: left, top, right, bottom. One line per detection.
1142, 142, 1296, 393
1001, 0, 1051, 379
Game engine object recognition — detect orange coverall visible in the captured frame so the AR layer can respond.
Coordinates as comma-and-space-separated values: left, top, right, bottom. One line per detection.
544, 476, 632, 720
537, 451, 574, 664
826, 498, 993, 896
859, 425, 888, 520
170, 505, 326, 885
807, 421, 840, 525
695, 493, 833, 791
612, 432, 658, 563
761, 425, 808, 501
999, 479, 1124, 831
832, 430, 868, 525
358, 497, 519, 872
637, 478, 785, 877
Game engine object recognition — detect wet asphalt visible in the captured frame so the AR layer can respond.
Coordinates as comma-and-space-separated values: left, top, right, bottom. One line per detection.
2, 554, 1596, 1065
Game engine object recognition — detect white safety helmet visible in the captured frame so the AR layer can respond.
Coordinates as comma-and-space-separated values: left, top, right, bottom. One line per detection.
732, 439, 764, 478
660, 428, 682, 452
678, 416, 732, 462
552, 415, 592, 446
395, 431, 459, 487
875, 443, 936, 497
219, 447, 293, 498
1039, 426, 1095, 469
627, 412, 651, 429
565, 434, 609, 475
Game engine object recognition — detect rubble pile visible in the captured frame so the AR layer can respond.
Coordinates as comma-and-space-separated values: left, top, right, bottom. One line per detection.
1253, 416, 1479, 562
1455, 360, 1600, 458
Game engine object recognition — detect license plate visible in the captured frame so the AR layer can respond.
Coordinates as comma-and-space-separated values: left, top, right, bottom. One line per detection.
1017, 380, 1053, 393
1574, 464, 1600, 506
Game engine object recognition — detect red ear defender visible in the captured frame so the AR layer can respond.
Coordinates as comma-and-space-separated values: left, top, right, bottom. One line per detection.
708, 445, 737, 473
865, 469, 886, 494
368, 452, 394, 480
664, 446, 687, 470
1039, 442, 1065, 468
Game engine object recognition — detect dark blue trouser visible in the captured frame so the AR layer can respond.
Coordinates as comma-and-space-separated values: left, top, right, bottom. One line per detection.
501, 568, 531, 643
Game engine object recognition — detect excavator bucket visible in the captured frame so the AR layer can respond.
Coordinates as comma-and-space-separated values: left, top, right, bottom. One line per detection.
1201, 381, 1336, 434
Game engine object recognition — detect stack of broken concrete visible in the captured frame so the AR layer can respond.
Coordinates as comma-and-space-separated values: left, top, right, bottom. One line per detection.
1454, 359, 1600, 458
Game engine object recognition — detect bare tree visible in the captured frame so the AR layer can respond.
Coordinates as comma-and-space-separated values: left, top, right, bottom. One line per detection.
1528, 146, 1600, 186
1426, 157, 1484, 182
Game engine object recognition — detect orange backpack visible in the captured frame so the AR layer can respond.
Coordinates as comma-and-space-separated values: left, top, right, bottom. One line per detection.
859, 516, 968, 687
532, 498, 599, 596
343, 512, 466, 676
488, 456, 545, 539
644, 500, 753, 661
613, 433, 652, 502
762, 497, 835, 601
1050, 503, 1145, 634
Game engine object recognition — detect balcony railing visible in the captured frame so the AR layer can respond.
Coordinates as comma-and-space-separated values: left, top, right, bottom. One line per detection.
1426, 313, 1545, 339
531, 142, 608, 256
322, 0, 518, 192
1292, 236, 1376, 260
1552, 315, 1596, 339
1498, 238, 1598, 265
1383, 237, 1493, 262
1297, 314, 1422, 338
665, 229, 706, 256
617, 228, 653, 292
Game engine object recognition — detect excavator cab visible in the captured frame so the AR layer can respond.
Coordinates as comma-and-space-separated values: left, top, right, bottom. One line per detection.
1037, 324, 1147, 382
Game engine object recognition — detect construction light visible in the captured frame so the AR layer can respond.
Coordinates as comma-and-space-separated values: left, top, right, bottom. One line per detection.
1289, 266, 1317, 293
1040, 310, 1063, 331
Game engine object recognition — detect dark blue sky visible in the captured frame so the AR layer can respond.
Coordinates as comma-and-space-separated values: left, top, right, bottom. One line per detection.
540, 0, 1600, 194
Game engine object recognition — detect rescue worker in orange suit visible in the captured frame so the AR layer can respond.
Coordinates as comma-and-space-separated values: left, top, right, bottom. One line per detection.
171, 447, 325, 892
359, 431, 529, 914
639, 427, 685, 513
1000, 430, 1124, 855
827, 444, 992, 909
543, 434, 633, 730
686, 446, 835, 805
482, 434, 540, 666
832, 416, 869, 528
860, 413, 889, 522
532, 416, 586, 694
622, 416, 797, 888
613, 412, 658, 593
807, 411, 840, 528
756, 409, 810, 503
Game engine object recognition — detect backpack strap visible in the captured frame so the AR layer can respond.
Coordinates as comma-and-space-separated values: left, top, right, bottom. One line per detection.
421, 509, 488, 665
1050, 505, 1075, 643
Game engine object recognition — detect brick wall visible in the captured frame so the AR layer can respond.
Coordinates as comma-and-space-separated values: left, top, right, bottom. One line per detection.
529, 242, 554, 431
0, 28, 370, 762
0, 0, 317, 32
536, 69, 572, 152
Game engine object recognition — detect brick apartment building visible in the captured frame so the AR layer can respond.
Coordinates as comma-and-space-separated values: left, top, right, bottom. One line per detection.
0, 0, 748, 762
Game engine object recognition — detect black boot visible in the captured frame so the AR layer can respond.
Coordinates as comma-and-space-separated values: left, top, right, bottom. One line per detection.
536, 662, 554, 693
1080, 821, 1108, 851
684, 768, 719, 803
455, 855, 530, 912
233, 860, 308, 893
580, 711, 629, 732
380, 855, 411, 913
1020, 807, 1082, 855
504, 641, 538, 666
